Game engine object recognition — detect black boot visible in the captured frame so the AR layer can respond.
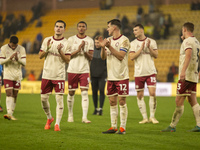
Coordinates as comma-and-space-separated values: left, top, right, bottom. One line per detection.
99, 109, 103, 115
93, 109, 98, 115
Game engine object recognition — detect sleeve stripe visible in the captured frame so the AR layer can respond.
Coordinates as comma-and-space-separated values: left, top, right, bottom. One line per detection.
65, 54, 71, 55
0, 57, 6, 59
185, 48, 192, 51
129, 51, 135, 53
21, 57, 26, 59
120, 49, 127, 53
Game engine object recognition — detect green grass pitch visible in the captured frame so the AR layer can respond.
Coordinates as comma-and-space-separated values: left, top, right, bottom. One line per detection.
0, 93, 200, 150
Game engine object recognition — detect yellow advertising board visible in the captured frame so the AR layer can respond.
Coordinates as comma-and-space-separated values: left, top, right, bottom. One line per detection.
1, 81, 200, 97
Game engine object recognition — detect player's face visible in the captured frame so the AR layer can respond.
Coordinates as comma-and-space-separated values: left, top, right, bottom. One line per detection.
94, 39, 101, 49
77, 23, 87, 35
182, 27, 186, 38
9, 43, 18, 50
54, 22, 65, 36
133, 27, 142, 38
107, 23, 115, 36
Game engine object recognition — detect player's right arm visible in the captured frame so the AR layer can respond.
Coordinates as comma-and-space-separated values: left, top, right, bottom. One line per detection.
39, 39, 52, 59
0, 47, 12, 64
129, 41, 144, 60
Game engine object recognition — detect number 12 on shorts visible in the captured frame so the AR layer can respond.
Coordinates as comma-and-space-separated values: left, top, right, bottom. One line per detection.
119, 84, 127, 91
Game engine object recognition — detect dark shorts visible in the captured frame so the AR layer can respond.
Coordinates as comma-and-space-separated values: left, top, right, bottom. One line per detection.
107, 79, 129, 97
68, 73, 89, 91
41, 79, 65, 94
4, 79, 21, 90
176, 80, 196, 96
135, 74, 156, 91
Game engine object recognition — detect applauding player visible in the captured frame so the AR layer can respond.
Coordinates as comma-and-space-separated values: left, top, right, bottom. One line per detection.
39, 20, 71, 131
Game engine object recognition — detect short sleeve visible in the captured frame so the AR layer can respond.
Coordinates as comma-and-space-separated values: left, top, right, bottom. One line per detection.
120, 38, 130, 53
184, 40, 192, 50
89, 39, 94, 51
130, 41, 135, 53
40, 38, 48, 52
20, 47, 26, 58
64, 41, 71, 55
0, 47, 6, 58
150, 39, 158, 50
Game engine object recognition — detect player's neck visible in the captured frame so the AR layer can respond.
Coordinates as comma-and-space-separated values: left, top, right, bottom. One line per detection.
184, 32, 193, 39
54, 34, 63, 40
112, 31, 121, 39
137, 35, 146, 40
77, 33, 86, 38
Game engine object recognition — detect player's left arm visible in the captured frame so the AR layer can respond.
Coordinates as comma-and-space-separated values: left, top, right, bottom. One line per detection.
147, 39, 158, 58
106, 38, 129, 61
180, 48, 192, 81
57, 43, 71, 63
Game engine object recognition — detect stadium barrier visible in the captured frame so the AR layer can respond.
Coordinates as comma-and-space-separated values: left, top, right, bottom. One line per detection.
1, 81, 200, 97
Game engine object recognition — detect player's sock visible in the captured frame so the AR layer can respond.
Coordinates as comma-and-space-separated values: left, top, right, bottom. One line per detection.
149, 96, 157, 118
6, 96, 13, 115
81, 91, 89, 120
11, 98, 16, 116
41, 94, 52, 119
137, 97, 148, 119
110, 105, 118, 129
55, 94, 64, 126
67, 94, 74, 118
120, 104, 128, 129
192, 103, 200, 127
170, 105, 184, 128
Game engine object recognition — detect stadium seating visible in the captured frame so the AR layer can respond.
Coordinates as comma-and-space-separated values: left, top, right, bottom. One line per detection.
2, 3, 200, 82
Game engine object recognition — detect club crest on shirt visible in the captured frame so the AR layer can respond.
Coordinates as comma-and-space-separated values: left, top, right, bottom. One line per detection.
6, 84, 9, 88
115, 42, 119, 47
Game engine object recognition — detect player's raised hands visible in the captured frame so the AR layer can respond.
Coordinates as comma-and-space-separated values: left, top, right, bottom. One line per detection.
105, 38, 111, 48
57, 43, 64, 53
78, 41, 85, 52
141, 41, 145, 50
10, 52, 17, 61
98, 36, 107, 48
146, 39, 151, 48
47, 39, 53, 51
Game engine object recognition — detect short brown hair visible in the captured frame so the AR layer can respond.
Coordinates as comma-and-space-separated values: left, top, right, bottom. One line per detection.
134, 24, 144, 30
107, 19, 121, 29
183, 22, 194, 32
55, 20, 66, 28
